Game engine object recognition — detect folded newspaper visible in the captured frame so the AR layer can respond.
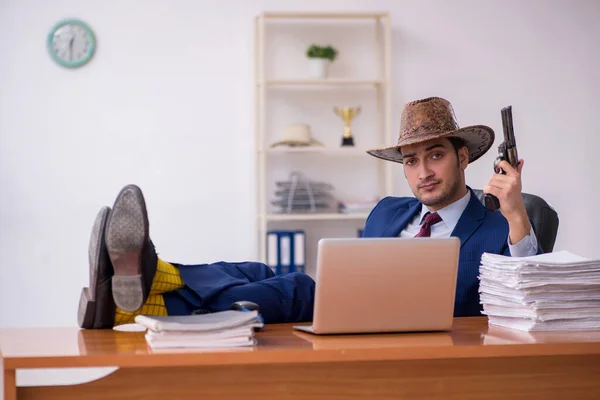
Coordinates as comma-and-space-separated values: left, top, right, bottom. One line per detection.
135, 310, 264, 349
478, 250, 600, 332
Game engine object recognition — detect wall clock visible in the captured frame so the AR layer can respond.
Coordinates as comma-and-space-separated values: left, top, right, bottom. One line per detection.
47, 19, 96, 68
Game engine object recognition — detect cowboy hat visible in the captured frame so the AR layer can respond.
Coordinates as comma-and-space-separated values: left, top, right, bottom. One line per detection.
366, 97, 495, 163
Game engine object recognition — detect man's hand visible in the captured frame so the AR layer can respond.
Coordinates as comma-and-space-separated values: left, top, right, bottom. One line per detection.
484, 158, 531, 244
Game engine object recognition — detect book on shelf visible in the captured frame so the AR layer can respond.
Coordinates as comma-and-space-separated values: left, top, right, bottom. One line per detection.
338, 199, 379, 214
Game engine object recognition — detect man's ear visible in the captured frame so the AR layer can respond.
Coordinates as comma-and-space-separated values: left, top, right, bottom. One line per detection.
458, 146, 469, 169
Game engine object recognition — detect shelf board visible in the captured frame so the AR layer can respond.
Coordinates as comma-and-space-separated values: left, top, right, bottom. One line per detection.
261, 79, 385, 87
262, 12, 388, 20
263, 147, 370, 156
265, 213, 370, 221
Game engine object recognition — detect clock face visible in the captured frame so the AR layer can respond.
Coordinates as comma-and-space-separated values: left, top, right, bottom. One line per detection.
47, 19, 96, 68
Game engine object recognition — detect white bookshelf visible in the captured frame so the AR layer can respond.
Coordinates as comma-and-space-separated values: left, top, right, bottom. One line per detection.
264, 212, 372, 222
253, 11, 393, 270
263, 147, 368, 156
262, 79, 386, 87
261, 12, 389, 19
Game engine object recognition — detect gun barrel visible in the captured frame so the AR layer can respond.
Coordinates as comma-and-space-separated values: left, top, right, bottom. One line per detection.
501, 105, 518, 165
507, 108, 516, 147
501, 106, 516, 147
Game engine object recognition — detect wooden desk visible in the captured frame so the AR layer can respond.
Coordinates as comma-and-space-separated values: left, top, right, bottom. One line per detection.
2, 317, 600, 399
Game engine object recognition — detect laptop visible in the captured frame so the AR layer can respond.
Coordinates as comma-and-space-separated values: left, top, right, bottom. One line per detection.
293, 237, 460, 335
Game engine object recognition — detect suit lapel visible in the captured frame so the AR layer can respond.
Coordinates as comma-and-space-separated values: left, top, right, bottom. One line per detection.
451, 189, 487, 248
381, 201, 422, 237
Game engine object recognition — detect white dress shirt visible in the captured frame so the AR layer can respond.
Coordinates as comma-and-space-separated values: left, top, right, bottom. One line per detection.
399, 191, 538, 257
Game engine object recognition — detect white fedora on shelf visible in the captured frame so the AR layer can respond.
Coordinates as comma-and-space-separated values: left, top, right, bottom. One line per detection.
270, 124, 323, 148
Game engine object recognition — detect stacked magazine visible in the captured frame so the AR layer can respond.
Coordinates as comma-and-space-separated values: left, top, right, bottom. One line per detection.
134, 310, 264, 349
478, 250, 600, 332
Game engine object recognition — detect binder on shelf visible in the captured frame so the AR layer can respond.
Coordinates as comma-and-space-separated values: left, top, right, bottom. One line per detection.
266, 230, 290, 275
266, 231, 278, 274
293, 230, 306, 273
266, 229, 306, 275
279, 231, 292, 275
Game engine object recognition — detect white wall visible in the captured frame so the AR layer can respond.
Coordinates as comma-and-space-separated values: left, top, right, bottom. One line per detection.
0, 0, 598, 394
0, 0, 598, 331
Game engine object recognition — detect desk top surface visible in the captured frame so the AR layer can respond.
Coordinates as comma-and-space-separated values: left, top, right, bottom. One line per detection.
2, 317, 600, 369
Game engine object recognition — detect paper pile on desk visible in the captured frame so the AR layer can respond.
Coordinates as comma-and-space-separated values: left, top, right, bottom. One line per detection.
134, 310, 264, 349
478, 250, 600, 332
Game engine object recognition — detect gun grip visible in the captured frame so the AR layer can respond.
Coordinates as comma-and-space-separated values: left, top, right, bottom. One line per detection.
484, 193, 500, 211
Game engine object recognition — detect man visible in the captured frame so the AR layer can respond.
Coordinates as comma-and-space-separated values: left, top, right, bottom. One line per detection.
78, 96, 541, 329
363, 97, 541, 316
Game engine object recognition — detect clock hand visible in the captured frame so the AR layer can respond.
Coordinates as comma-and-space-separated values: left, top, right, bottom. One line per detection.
69, 36, 75, 61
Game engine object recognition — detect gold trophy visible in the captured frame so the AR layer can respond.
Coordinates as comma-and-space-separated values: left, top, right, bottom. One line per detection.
334, 106, 361, 147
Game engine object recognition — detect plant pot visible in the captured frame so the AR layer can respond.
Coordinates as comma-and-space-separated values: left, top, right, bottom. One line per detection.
308, 58, 329, 79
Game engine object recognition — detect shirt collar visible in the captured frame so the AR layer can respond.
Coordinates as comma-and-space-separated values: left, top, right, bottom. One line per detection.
419, 189, 471, 230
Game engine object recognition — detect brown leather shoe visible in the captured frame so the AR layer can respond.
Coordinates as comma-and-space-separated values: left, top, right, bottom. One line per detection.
105, 184, 158, 312
78, 206, 116, 329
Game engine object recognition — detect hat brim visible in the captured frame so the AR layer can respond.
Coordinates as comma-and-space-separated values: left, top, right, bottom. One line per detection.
366, 125, 495, 164
270, 139, 324, 148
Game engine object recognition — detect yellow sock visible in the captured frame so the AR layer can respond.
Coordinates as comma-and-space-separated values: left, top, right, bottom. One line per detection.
150, 258, 184, 295
114, 258, 184, 326
114, 294, 168, 326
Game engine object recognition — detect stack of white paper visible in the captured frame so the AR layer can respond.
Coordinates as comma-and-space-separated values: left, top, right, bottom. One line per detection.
478, 250, 600, 332
134, 310, 264, 349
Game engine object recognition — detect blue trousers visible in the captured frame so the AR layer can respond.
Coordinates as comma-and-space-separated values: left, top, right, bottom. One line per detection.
162, 261, 315, 324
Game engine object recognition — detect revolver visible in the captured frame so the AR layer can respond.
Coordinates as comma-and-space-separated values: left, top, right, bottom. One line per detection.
484, 105, 519, 212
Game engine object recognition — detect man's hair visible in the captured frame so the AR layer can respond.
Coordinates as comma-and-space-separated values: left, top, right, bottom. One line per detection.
448, 137, 467, 166
448, 137, 466, 153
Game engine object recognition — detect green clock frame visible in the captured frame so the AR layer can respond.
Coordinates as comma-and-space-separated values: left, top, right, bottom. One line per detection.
47, 18, 96, 68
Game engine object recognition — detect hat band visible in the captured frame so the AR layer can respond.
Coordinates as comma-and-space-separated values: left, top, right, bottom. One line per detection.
397, 127, 457, 144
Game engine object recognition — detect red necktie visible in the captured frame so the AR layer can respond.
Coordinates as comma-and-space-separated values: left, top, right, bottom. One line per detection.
414, 212, 442, 237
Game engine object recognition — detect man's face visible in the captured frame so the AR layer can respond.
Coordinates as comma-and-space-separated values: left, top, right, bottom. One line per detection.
400, 138, 469, 211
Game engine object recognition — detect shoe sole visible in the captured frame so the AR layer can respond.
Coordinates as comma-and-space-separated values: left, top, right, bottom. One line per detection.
106, 185, 149, 312
78, 206, 111, 329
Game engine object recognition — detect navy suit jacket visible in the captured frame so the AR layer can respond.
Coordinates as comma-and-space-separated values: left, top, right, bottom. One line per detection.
361, 187, 543, 317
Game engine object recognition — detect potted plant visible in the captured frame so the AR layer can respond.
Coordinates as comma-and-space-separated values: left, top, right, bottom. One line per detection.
306, 44, 338, 79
